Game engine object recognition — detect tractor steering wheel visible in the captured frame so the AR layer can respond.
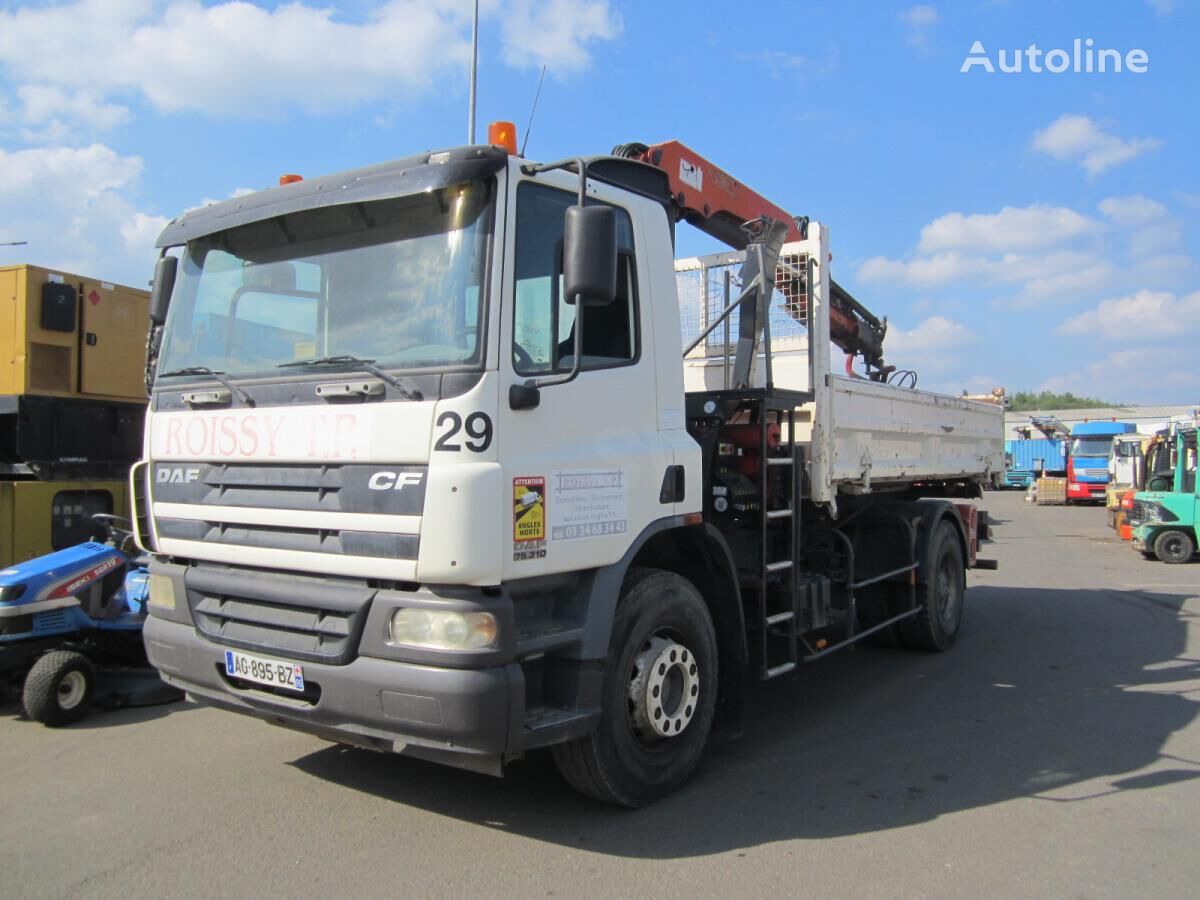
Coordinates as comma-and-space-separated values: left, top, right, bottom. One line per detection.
90, 514, 135, 553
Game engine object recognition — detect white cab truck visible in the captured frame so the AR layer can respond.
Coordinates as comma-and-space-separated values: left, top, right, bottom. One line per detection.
136, 139, 1002, 806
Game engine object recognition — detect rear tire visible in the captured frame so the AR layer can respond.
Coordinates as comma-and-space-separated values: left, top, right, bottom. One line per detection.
552, 568, 718, 807
23, 651, 96, 726
899, 521, 965, 651
1154, 530, 1195, 565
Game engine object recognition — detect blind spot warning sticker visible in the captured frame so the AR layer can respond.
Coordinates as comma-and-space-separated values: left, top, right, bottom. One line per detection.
513, 476, 547, 561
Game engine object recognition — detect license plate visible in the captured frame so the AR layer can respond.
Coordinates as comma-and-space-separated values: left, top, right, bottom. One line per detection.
224, 649, 305, 692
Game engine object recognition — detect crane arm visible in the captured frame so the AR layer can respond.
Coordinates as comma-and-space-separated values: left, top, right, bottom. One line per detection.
613, 140, 890, 376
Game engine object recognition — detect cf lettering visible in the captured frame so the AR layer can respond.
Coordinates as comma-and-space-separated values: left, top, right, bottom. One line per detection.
367, 471, 424, 491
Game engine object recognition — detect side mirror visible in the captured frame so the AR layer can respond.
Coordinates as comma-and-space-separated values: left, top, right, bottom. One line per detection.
149, 255, 177, 325
563, 206, 617, 306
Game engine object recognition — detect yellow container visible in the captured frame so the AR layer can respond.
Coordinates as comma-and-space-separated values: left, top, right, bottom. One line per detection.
0, 479, 130, 567
0, 264, 149, 403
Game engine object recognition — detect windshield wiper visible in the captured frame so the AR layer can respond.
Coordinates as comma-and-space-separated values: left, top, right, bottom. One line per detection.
157, 366, 255, 407
277, 355, 423, 401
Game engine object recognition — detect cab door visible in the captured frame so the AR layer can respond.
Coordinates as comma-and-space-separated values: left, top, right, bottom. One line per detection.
495, 173, 674, 581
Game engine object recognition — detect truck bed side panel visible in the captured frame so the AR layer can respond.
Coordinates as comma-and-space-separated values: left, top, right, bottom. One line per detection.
824, 376, 1004, 487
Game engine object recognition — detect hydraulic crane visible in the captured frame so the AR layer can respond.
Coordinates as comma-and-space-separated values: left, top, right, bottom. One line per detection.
613, 140, 891, 380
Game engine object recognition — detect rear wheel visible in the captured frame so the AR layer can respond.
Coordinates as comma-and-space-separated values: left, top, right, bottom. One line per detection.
1153, 530, 1195, 565
900, 522, 965, 651
23, 651, 96, 726
552, 568, 718, 807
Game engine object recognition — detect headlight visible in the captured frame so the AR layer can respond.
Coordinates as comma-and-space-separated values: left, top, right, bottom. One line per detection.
147, 573, 176, 610
387, 608, 497, 651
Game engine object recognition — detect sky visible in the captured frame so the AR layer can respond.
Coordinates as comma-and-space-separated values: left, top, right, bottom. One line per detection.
0, 0, 1197, 404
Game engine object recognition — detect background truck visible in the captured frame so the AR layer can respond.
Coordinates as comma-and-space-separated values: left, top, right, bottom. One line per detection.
0, 264, 149, 565
134, 130, 1002, 805
1003, 438, 1066, 490
1130, 421, 1198, 563
1066, 420, 1136, 503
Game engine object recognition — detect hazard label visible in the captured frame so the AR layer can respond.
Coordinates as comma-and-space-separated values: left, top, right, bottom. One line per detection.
513, 476, 546, 561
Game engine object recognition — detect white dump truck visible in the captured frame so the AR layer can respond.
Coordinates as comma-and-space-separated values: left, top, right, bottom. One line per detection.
135, 132, 1002, 806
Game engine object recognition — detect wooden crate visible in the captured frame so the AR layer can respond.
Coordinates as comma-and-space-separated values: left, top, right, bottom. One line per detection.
1036, 476, 1068, 505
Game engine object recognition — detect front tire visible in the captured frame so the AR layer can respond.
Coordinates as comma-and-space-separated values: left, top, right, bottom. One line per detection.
552, 568, 718, 807
1154, 530, 1195, 564
900, 521, 965, 651
23, 651, 96, 726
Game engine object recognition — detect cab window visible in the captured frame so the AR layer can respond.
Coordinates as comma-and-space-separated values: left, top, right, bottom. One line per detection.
512, 182, 637, 375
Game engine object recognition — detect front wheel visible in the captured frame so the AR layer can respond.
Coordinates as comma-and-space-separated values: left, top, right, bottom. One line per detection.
1154, 530, 1195, 565
23, 651, 96, 726
552, 568, 718, 807
900, 521, 966, 651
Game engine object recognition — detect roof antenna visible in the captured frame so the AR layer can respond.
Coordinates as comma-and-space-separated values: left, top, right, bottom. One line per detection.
520, 66, 547, 157
467, 0, 480, 143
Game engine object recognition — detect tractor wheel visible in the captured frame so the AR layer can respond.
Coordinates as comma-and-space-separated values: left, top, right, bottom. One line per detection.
552, 568, 718, 807
1153, 530, 1195, 565
23, 651, 96, 726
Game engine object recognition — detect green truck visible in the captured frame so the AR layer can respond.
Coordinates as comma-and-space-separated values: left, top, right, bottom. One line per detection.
1130, 422, 1198, 564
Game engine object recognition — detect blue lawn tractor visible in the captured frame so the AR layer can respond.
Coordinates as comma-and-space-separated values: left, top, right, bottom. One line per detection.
0, 515, 181, 725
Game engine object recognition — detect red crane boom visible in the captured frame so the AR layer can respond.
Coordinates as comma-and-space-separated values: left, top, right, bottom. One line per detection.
613, 140, 891, 377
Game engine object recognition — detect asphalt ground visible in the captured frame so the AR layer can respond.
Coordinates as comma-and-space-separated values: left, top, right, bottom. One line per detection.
3, 490, 1198, 898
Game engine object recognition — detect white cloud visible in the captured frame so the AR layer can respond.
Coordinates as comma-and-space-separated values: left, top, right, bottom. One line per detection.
1039, 348, 1198, 404
1058, 289, 1200, 340
1146, 0, 1174, 14
0, 143, 143, 201
1032, 114, 1163, 177
741, 49, 838, 81
858, 252, 999, 288
918, 205, 1098, 253
500, 0, 621, 73
899, 5, 939, 50
1099, 194, 1182, 257
1098, 195, 1168, 225
857, 195, 1191, 306
899, 5, 940, 26
885, 315, 975, 369
0, 143, 159, 285
0, 0, 620, 121
121, 212, 170, 256
14, 86, 131, 144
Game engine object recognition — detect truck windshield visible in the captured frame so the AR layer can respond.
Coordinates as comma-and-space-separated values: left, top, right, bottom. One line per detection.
1070, 437, 1115, 457
156, 180, 494, 381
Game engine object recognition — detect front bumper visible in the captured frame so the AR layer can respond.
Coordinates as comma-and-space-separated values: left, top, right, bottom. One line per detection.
145, 616, 522, 769
1067, 481, 1108, 501
1131, 525, 1150, 552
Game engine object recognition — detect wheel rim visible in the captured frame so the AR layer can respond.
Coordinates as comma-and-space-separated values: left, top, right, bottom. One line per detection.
627, 634, 700, 741
935, 555, 959, 625
57, 671, 87, 710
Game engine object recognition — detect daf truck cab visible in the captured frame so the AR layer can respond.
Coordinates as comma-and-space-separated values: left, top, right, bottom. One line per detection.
135, 140, 1001, 805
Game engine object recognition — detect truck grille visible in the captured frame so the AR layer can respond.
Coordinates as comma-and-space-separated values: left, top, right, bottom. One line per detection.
185, 564, 374, 664
151, 462, 425, 562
